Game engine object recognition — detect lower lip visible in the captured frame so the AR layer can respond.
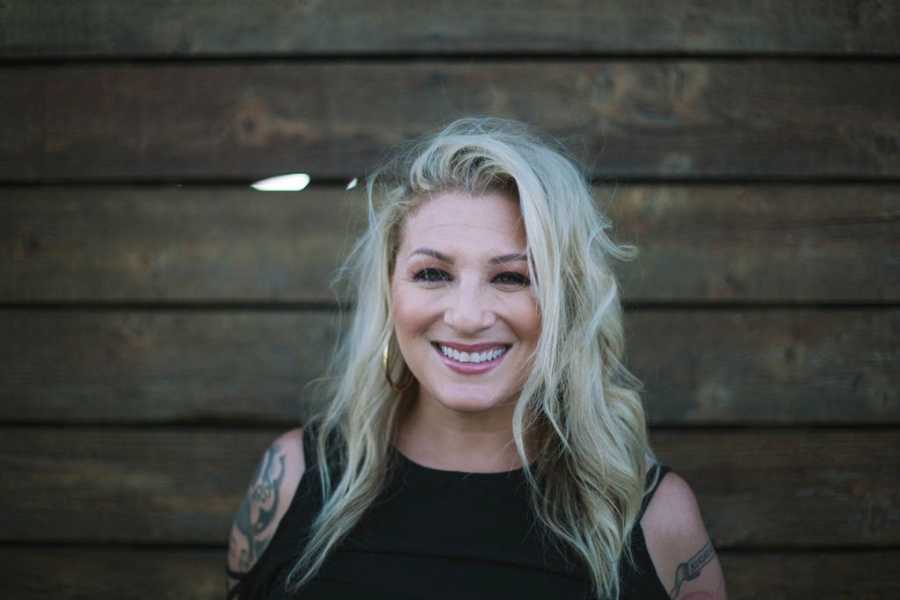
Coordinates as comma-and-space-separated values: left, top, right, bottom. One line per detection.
433, 344, 509, 375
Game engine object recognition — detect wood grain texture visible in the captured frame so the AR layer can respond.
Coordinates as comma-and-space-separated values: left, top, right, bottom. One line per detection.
1, 185, 363, 303
2, 4, 895, 599
606, 184, 900, 303
1, 308, 896, 425
0, 547, 225, 599
3, 184, 898, 302
0, 428, 274, 545
0, 309, 340, 424
0, 547, 898, 600
718, 551, 900, 600
1, 1, 898, 57
3, 61, 899, 181
629, 308, 899, 425
0, 427, 896, 547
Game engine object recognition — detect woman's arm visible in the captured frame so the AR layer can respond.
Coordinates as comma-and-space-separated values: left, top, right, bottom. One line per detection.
641, 472, 728, 600
225, 427, 306, 597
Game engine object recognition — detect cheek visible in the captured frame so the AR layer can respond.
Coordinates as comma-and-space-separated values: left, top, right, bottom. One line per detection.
390, 283, 433, 335
510, 296, 541, 342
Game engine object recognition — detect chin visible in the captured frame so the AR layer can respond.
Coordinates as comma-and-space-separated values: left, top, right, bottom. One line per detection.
433, 389, 516, 413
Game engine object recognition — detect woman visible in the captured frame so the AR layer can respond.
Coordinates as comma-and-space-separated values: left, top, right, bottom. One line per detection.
226, 117, 728, 599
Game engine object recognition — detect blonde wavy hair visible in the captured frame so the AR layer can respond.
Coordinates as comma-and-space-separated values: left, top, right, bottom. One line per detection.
286, 116, 660, 600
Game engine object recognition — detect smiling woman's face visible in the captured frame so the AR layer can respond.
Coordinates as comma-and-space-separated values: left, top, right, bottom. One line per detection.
390, 190, 540, 421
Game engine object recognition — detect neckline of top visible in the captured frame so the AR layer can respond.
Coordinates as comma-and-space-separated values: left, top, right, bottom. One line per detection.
390, 443, 538, 480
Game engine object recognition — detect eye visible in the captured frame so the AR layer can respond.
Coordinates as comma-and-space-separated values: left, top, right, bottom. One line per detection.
412, 268, 450, 283
411, 268, 531, 287
494, 272, 530, 286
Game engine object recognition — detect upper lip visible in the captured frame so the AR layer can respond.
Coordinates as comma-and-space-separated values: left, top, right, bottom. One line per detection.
433, 341, 511, 352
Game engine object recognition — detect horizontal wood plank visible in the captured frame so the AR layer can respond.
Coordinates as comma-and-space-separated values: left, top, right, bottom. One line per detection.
0, 547, 225, 599
3, 184, 898, 303
629, 308, 899, 425
1, 308, 896, 425
607, 184, 900, 303
720, 551, 900, 600
3, 61, 899, 181
0, 547, 898, 600
1, 1, 898, 57
1, 186, 361, 303
0, 310, 340, 424
0, 428, 896, 548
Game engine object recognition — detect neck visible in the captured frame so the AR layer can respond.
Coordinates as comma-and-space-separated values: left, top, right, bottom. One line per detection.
393, 397, 536, 473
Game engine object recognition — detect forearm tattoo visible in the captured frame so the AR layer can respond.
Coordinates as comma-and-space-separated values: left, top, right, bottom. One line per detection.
669, 540, 715, 598
231, 443, 287, 572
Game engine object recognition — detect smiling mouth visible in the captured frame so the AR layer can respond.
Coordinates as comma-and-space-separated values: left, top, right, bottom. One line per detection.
430, 342, 512, 366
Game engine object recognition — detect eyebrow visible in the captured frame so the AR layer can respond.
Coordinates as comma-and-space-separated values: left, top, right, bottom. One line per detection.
408, 247, 528, 265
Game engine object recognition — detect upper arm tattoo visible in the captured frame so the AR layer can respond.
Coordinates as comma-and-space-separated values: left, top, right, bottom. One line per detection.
230, 442, 288, 573
669, 540, 716, 599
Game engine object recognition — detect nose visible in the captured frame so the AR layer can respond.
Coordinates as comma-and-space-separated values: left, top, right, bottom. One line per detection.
443, 279, 496, 332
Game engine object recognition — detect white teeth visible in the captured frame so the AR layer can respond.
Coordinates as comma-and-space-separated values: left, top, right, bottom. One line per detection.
438, 344, 507, 364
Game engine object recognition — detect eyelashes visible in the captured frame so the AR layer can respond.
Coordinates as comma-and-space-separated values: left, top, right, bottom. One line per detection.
412, 268, 531, 287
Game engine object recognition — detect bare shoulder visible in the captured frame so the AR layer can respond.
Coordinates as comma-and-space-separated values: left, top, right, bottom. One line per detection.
226, 427, 307, 591
640, 471, 729, 600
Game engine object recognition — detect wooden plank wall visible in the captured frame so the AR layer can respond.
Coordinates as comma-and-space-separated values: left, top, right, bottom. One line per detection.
1, 2, 898, 598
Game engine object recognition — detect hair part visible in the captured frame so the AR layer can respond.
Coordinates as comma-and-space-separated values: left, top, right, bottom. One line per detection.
287, 116, 660, 600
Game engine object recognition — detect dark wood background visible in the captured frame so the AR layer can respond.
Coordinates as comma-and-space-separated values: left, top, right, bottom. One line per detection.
1, 2, 898, 598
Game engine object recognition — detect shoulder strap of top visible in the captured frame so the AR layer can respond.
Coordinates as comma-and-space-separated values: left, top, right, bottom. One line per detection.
638, 462, 671, 522
302, 421, 318, 471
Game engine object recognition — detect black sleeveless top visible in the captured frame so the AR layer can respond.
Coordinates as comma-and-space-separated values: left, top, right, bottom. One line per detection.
227, 425, 672, 600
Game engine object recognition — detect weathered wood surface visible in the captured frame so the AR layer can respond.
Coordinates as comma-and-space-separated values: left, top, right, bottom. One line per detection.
1, 186, 362, 303
607, 184, 900, 303
3, 184, 898, 302
1, 1, 898, 58
2, 4, 895, 600
0, 310, 340, 424
0, 548, 226, 599
720, 551, 900, 599
0, 428, 896, 547
1, 308, 896, 425
3, 61, 899, 181
629, 308, 898, 425
1, 547, 898, 600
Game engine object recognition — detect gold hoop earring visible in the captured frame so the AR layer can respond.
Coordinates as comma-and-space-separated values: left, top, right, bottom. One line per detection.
383, 338, 414, 393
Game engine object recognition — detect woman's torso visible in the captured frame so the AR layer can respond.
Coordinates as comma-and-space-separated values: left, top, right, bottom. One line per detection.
227, 425, 672, 600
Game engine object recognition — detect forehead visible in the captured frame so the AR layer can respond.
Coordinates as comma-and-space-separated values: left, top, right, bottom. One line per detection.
399, 191, 525, 247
